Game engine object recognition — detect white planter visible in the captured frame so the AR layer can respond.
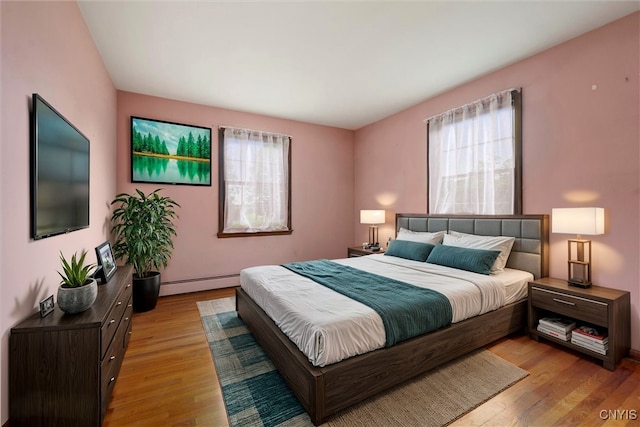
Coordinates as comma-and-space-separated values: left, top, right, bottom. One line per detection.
57, 279, 98, 314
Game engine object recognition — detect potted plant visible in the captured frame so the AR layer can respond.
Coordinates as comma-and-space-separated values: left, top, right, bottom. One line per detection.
57, 250, 98, 314
110, 189, 180, 312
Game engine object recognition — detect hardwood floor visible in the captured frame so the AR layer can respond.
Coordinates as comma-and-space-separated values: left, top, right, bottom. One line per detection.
104, 288, 640, 427
103, 288, 234, 427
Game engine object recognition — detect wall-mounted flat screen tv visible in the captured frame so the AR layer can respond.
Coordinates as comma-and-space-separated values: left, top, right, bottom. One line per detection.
31, 93, 90, 240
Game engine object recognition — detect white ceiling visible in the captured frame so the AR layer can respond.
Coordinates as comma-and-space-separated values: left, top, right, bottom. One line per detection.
78, 1, 639, 130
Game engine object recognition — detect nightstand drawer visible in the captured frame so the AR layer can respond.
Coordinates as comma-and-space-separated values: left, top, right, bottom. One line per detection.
530, 286, 608, 326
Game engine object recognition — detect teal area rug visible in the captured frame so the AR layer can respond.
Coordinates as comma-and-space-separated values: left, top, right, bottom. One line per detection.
198, 297, 528, 427
198, 297, 309, 426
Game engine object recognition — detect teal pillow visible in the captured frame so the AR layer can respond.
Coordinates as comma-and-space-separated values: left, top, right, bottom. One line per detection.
384, 240, 435, 262
426, 245, 501, 275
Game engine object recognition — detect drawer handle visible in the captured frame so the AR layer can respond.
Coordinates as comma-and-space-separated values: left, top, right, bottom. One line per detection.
110, 377, 116, 383
116, 301, 122, 306
109, 319, 116, 325
126, 283, 131, 288
110, 355, 116, 361
128, 303, 133, 308
125, 317, 129, 322
553, 298, 576, 306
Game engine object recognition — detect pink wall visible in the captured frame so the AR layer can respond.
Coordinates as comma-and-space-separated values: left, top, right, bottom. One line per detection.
0, 2, 117, 423
116, 92, 355, 295
354, 13, 640, 351
1, 4, 637, 424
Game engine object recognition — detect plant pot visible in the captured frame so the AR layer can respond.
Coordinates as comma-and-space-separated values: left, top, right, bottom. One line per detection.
57, 279, 98, 314
132, 272, 161, 312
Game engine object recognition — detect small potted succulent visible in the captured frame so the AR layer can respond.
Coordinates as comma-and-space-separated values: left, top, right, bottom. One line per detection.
57, 250, 97, 314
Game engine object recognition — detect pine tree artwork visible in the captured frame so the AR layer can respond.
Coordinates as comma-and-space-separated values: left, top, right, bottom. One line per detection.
131, 117, 212, 186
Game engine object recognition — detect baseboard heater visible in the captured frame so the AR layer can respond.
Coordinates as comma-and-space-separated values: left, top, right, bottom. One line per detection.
162, 273, 240, 286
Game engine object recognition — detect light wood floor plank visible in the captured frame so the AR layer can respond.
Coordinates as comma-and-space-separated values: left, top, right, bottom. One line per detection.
103, 288, 639, 427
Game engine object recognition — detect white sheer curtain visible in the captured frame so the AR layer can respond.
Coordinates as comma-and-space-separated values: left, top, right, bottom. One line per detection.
428, 90, 516, 214
222, 127, 290, 233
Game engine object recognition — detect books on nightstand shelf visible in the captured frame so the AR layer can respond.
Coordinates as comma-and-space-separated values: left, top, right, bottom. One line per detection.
537, 316, 576, 341
571, 325, 609, 355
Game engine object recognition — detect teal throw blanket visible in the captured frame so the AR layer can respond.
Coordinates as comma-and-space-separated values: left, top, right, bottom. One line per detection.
281, 259, 452, 347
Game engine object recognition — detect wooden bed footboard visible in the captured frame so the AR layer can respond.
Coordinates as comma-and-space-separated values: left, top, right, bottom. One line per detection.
236, 288, 326, 420
236, 287, 527, 425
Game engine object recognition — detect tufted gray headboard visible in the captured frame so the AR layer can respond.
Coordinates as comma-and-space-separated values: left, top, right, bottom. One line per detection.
396, 214, 549, 279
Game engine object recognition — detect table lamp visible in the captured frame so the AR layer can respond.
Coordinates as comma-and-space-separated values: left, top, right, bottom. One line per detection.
360, 210, 385, 249
552, 207, 604, 288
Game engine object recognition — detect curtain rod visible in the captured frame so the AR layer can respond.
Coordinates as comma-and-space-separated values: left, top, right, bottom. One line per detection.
219, 125, 292, 139
423, 87, 521, 123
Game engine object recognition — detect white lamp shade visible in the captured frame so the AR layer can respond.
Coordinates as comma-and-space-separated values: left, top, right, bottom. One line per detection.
552, 207, 604, 235
360, 210, 385, 225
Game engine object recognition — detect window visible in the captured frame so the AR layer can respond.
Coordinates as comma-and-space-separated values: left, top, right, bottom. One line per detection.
427, 89, 522, 215
218, 127, 292, 237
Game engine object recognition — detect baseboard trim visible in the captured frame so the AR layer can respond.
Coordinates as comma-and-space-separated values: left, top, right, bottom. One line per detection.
629, 348, 640, 362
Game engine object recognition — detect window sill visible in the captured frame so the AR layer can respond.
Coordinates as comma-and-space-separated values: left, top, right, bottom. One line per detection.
217, 230, 293, 238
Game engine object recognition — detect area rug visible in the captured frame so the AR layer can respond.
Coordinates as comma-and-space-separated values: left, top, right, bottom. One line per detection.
198, 297, 528, 427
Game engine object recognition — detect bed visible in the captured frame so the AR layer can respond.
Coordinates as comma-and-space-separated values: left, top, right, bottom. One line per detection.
236, 213, 549, 425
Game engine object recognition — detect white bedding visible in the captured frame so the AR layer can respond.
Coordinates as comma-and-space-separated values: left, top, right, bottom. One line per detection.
240, 254, 532, 367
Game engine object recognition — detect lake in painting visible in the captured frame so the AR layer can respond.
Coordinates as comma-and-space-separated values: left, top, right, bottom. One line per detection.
132, 154, 211, 185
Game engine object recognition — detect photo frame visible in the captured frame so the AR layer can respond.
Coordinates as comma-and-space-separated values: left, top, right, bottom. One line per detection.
95, 241, 117, 283
39, 295, 54, 317
131, 116, 212, 186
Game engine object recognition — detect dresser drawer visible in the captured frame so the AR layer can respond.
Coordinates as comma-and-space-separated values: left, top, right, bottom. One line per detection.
100, 310, 128, 417
101, 326, 125, 391
101, 281, 133, 357
530, 286, 608, 326
122, 296, 133, 348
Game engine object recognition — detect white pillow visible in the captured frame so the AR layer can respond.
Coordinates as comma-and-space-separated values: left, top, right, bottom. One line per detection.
396, 228, 445, 244
443, 231, 515, 274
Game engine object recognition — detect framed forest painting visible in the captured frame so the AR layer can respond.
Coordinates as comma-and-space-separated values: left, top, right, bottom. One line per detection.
131, 116, 212, 186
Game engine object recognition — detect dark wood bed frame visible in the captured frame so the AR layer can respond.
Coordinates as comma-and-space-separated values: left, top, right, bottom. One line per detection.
236, 214, 549, 425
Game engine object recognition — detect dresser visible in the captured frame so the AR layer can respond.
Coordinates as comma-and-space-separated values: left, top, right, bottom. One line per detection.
10, 265, 133, 426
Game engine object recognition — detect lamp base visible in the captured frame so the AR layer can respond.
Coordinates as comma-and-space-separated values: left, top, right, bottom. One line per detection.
367, 226, 379, 249
567, 239, 592, 289
568, 279, 592, 288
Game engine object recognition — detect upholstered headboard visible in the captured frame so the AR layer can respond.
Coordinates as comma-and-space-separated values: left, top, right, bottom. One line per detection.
396, 214, 549, 279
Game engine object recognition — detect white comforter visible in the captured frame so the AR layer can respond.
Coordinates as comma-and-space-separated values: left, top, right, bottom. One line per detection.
240, 254, 531, 367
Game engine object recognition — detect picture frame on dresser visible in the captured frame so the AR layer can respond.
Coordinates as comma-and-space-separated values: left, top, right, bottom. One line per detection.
95, 240, 117, 283
39, 295, 54, 317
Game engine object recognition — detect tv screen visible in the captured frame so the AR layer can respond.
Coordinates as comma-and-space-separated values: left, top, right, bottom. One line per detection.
31, 94, 90, 240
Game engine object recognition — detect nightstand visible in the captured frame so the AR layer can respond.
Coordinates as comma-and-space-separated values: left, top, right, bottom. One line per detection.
347, 246, 384, 257
527, 277, 630, 370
